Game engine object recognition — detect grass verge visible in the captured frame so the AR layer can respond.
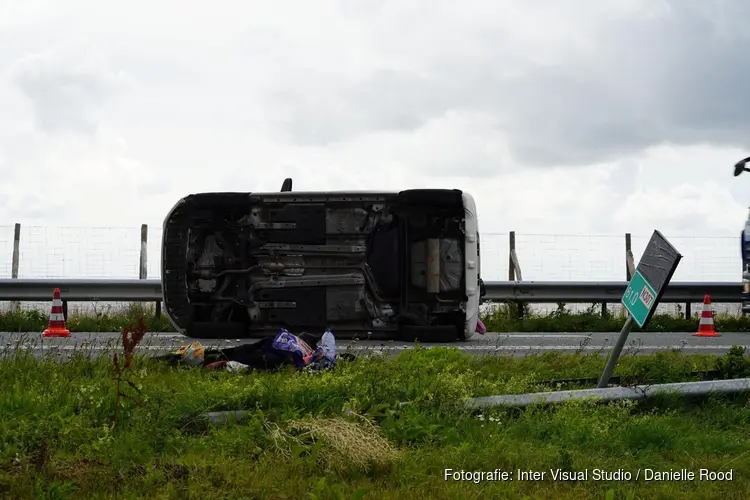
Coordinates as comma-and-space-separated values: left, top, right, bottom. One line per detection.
0, 304, 175, 333
1, 342, 750, 499
481, 302, 750, 332
1, 301, 750, 333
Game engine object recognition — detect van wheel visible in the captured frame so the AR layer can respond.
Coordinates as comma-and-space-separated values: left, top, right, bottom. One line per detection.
185, 322, 247, 339
401, 325, 461, 343
397, 189, 463, 209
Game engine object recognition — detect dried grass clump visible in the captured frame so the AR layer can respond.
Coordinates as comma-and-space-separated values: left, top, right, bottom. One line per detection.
270, 414, 400, 472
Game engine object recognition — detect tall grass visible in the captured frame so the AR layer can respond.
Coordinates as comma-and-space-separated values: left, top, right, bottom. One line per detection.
0, 341, 749, 499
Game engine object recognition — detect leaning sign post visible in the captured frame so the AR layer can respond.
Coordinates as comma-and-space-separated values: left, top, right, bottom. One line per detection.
597, 230, 682, 388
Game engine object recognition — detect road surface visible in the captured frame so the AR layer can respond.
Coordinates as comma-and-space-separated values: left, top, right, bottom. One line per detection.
0, 331, 746, 359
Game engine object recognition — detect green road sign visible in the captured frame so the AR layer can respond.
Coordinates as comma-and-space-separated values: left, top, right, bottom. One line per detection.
622, 270, 657, 327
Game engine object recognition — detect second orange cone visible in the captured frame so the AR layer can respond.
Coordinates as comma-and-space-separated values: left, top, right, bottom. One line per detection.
43, 288, 70, 338
694, 294, 720, 337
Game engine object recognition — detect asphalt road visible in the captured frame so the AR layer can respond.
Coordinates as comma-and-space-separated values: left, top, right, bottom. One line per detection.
1, 331, 747, 359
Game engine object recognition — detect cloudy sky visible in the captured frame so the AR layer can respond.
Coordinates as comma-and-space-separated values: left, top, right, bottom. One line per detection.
1, 0, 750, 280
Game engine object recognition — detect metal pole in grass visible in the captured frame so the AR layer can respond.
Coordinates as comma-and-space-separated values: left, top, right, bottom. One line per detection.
10, 223, 20, 310
597, 314, 634, 388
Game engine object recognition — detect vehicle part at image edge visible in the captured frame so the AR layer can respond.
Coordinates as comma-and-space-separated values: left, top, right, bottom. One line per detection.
734, 156, 750, 313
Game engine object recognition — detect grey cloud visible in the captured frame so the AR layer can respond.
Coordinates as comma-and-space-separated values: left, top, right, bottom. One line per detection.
9, 42, 129, 135
266, 69, 455, 145
260, 1, 750, 167
497, 1, 750, 166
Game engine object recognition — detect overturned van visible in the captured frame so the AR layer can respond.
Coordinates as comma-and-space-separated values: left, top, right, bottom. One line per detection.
161, 180, 485, 341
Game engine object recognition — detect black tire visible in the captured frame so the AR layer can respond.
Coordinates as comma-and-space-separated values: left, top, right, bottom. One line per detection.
401, 324, 461, 343
185, 321, 247, 339
397, 189, 463, 209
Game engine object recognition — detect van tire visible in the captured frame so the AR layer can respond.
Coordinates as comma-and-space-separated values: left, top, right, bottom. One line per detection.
397, 189, 463, 209
185, 321, 246, 339
401, 324, 461, 343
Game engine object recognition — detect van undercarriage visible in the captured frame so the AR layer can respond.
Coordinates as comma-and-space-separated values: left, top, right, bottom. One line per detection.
161, 189, 479, 341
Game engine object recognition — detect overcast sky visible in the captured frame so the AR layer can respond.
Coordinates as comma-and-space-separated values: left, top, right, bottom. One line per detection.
2, 0, 750, 246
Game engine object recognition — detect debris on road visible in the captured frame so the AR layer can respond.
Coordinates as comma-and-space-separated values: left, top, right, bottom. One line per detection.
155, 327, 350, 373
173, 341, 205, 366
475, 318, 486, 334
202, 410, 252, 425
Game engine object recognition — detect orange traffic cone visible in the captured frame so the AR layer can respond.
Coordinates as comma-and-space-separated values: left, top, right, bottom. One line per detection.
43, 288, 70, 338
694, 294, 720, 337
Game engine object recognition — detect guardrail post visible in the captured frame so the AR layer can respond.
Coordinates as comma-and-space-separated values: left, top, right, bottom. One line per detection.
138, 224, 161, 319
10, 223, 20, 310
508, 231, 516, 281
139, 224, 148, 280
509, 231, 525, 320
625, 233, 632, 281
620, 232, 635, 319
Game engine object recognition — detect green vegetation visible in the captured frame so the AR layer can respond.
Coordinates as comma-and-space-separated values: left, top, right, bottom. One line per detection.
0, 304, 175, 333
484, 302, 750, 332
1, 301, 749, 333
1, 335, 749, 499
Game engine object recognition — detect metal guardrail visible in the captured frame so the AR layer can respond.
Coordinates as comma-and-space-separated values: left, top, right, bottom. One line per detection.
483, 281, 740, 303
466, 378, 750, 409
0, 279, 740, 303
0, 279, 164, 301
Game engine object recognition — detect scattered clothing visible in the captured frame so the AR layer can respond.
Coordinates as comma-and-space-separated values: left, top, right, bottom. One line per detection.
305, 328, 337, 372
175, 341, 205, 365
475, 318, 486, 335
204, 360, 228, 371
156, 328, 347, 373
272, 328, 316, 368
225, 360, 250, 373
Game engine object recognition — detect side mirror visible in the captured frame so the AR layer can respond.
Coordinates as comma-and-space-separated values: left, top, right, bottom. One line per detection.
735, 157, 750, 177
280, 178, 293, 191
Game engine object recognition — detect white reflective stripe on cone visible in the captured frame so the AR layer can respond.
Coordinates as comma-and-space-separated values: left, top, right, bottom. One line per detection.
48, 313, 65, 322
